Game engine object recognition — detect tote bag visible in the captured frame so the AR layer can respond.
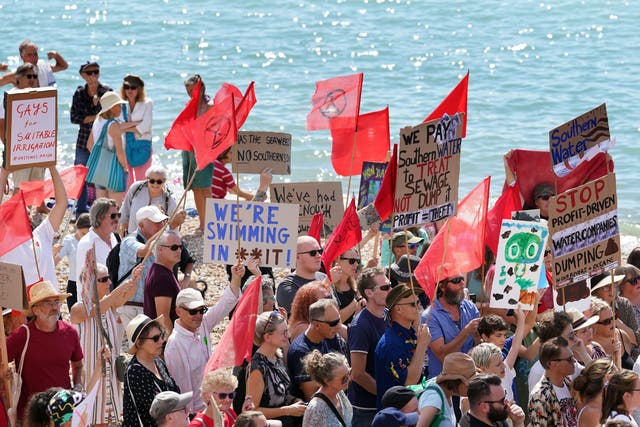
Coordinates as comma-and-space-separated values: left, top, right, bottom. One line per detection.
123, 105, 152, 167
86, 119, 126, 192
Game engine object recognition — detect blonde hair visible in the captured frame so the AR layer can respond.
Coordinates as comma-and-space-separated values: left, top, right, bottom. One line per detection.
470, 342, 502, 370
254, 311, 285, 346
591, 296, 611, 317
201, 368, 238, 397
302, 350, 347, 386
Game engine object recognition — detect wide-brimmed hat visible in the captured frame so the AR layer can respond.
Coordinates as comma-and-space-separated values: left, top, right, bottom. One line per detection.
591, 275, 625, 294
126, 313, 163, 354
98, 91, 125, 115
391, 231, 423, 248
386, 284, 423, 311
436, 352, 477, 385
27, 280, 71, 309
566, 308, 599, 331
390, 255, 420, 284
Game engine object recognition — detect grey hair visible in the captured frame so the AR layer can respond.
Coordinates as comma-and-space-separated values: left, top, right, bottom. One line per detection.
90, 198, 117, 228
309, 298, 338, 321
145, 165, 168, 180
471, 342, 502, 370
96, 263, 108, 276
18, 39, 37, 54
302, 350, 348, 385
154, 230, 181, 257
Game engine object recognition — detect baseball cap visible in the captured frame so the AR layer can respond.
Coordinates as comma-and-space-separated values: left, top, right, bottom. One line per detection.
391, 231, 423, 248
176, 288, 205, 310
149, 391, 193, 421
381, 386, 416, 409
78, 61, 99, 74
136, 205, 168, 225
372, 407, 419, 427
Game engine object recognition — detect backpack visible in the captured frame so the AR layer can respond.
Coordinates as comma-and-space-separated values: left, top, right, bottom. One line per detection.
106, 232, 144, 286
408, 378, 447, 427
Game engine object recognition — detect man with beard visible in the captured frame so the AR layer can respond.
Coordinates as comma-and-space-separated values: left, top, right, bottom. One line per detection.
423, 266, 480, 379
461, 375, 525, 427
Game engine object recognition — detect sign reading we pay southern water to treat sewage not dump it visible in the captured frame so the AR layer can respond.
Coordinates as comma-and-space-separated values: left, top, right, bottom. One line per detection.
204, 199, 299, 268
394, 113, 463, 229
548, 173, 620, 286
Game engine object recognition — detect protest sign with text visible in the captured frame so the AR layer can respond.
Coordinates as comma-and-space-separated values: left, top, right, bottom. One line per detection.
394, 114, 462, 229
490, 220, 549, 311
204, 199, 299, 268
0, 262, 28, 310
358, 161, 391, 233
231, 131, 292, 175
548, 173, 620, 286
549, 103, 611, 177
270, 181, 344, 234
4, 87, 57, 170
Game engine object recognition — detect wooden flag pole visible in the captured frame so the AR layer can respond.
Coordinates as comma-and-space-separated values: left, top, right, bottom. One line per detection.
611, 270, 621, 369
345, 132, 358, 208
234, 150, 242, 265
0, 317, 11, 412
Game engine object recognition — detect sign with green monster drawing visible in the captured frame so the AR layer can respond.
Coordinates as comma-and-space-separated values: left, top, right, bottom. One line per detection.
490, 220, 549, 311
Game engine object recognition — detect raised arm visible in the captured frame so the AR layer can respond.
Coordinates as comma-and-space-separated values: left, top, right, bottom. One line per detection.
48, 165, 68, 230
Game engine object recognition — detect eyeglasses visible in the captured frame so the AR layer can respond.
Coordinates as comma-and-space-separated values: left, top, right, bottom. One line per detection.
140, 332, 166, 343
110, 212, 122, 220
97, 276, 110, 283
375, 284, 392, 292
38, 299, 61, 308
340, 257, 360, 265
447, 277, 465, 284
123, 84, 139, 90
552, 354, 575, 363
312, 318, 341, 327
160, 244, 183, 251
23, 74, 38, 79
262, 311, 280, 335
83, 69, 100, 75
536, 194, 553, 201
214, 392, 236, 400
597, 317, 614, 326
299, 248, 323, 256
340, 369, 352, 385
396, 301, 419, 307
148, 178, 165, 185
181, 306, 208, 316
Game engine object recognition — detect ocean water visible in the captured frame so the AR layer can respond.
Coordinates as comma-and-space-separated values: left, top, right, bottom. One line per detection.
3, 0, 640, 230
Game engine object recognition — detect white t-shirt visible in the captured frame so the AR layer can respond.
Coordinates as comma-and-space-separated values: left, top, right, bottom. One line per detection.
503, 366, 516, 402
418, 382, 456, 427
528, 360, 582, 393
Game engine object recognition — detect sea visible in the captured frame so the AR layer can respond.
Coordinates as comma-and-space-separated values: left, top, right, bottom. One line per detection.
3, 0, 640, 234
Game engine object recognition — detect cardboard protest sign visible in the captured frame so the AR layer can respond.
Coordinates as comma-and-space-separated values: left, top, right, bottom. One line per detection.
204, 199, 299, 268
4, 87, 57, 171
394, 114, 462, 229
231, 131, 292, 175
549, 103, 611, 177
553, 279, 591, 313
0, 262, 28, 310
548, 173, 620, 287
358, 161, 391, 234
270, 181, 344, 234
489, 220, 549, 311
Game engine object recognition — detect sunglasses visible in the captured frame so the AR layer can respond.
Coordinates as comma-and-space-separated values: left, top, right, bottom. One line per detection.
340, 369, 352, 385
552, 354, 575, 363
340, 257, 360, 265
160, 244, 183, 251
215, 392, 236, 400
123, 84, 139, 90
375, 284, 392, 291
447, 277, 465, 284
148, 178, 165, 185
396, 301, 419, 307
181, 306, 208, 316
597, 317, 614, 326
83, 69, 100, 75
110, 212, 122, 220
408, 242, 419, 249
484, 393, 507, 405
299, 248, 323, 257
97, 276, 110, 283
23, 74, 38, 79
536, 194, 553, 201
141, 332, 166, 343
313, 318, 340, 327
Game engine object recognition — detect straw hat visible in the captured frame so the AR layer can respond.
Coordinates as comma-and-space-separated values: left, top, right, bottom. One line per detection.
126, 313, 163, 354
566, 308, 599, 331
591, 275, 625, 294
27, 280, 71, 309
98, 91, 125, 116
436, 352, 477, 385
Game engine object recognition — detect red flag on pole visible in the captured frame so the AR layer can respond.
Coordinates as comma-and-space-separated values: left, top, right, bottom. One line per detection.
373, 144, 397, 222
0, 191, 33, 257
321, 199, 362, 281
204, 276, 262, 372
214, 81, 256, 129
20, 165, 88, 205
330, 106, 390, 176
414, 177, 490, 299
214, 82, 242, 106
485, 182, 522, 256
308, 213, 324, 246
188, 94, 238, 171
306, 73, 363, 131
424, 71, 469, 138
164, 80, 202, 151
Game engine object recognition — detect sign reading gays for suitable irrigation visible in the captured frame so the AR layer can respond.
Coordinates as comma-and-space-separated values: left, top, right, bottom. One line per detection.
489, 220, 549, 311
231, 131, 292, 175
270, 181, 344, 234
548, 173, 620, 287
4, 87, 57, 170
394, 113, 462, 229
549, 103, 610, 177
204, 199, 299, 268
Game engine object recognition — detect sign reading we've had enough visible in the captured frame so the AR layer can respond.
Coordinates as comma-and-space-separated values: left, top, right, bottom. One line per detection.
204, 199, 298, 268
5, 87, 57, 170
270, 181, 344, 234
231, 131, 292, 175
394, 114, 462, 228
548, 173, 620, 286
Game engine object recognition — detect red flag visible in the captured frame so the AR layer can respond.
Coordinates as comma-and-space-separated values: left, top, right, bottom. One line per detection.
414, 177, 490, 299
485, 182, 522, 256
306, 73, 363, 131
204, 276, 262, 372
424, 71, 469, 138
20, 165, 88, 205
308, 212, 323, 246
505, 149, 612, 207
164, 80, 202, 151
214, 82, 242, 106
373, 144, 397, 222
214, 81, 256, 129
321, 199, 362, 281
188, 94, 238, 171
330, 107, 390, 176
0, 191, 33, 257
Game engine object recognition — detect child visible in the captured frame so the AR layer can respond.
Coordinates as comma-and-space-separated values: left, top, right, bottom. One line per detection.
211, 148, 253, 200
54, 213, 91, 309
